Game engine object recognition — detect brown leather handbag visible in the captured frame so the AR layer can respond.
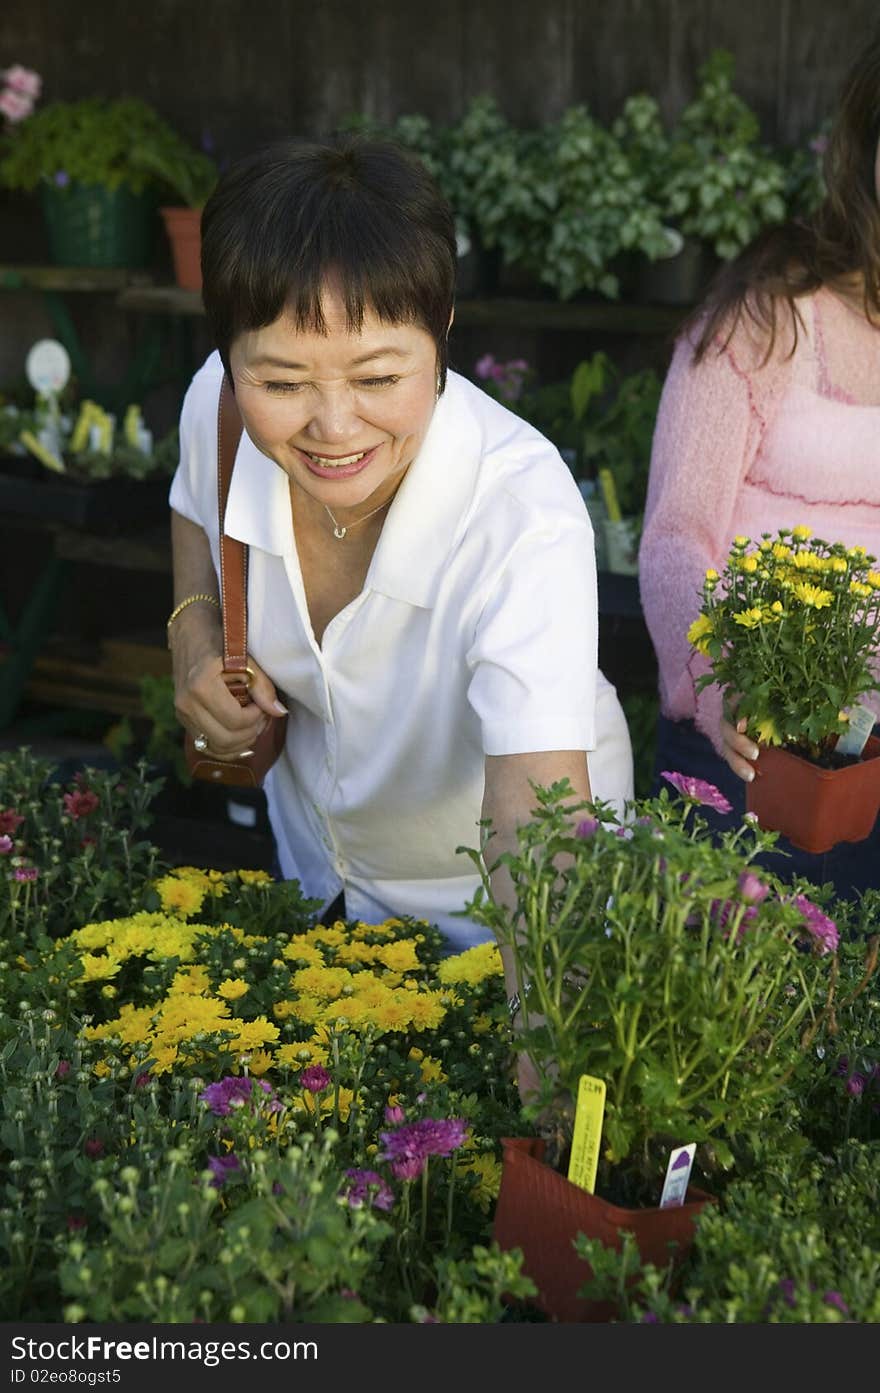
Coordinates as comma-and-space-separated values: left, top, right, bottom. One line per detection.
184, 375, 288, 788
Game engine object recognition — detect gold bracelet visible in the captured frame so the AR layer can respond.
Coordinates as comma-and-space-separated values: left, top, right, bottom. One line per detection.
166, 592, 220, 633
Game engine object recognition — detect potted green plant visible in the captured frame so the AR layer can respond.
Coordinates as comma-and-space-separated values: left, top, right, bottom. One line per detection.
0, 98, 203, 268
568, 352, 662, 572
614, 54, 787, 303
461, 776, 841, 1321
129, 130, 218, 290
690, 526, 880, 852
663, 51, 788, 267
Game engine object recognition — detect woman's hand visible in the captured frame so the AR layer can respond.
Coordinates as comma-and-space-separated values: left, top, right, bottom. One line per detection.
721, 716, 760, 783
170, 608, 287, 761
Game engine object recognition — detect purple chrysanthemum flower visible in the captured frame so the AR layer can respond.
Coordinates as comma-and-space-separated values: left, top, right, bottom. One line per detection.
778, 1278, 797, 1308
341, 1168, 395, 1212
0, 835, 13, 854
575, 817, 599, 839
379, 1116, 469, 1170
299, 1065, 331, 1094
13, 866, 38, 883
823, 1290, 849, 1315
792, 895, 839, 955
384, 1104, 405, 1125
846, 1074, 867, 1098
199, 1075, 277, 1116
661, 770, 733, 815
54, 170, 70, 187
640, 1311, 661, 1323
207, 1153, 241, 1188
391, 1156, 425, 1181
737, 871, 770, 905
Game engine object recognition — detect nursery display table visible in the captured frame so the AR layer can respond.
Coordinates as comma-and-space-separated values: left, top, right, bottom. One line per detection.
0, 508, 171, 729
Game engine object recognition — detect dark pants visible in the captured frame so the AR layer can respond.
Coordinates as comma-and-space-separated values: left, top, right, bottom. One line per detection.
652, 715, 880, 901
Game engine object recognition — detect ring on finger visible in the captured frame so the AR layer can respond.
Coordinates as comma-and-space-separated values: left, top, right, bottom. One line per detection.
193, 732, 209, 754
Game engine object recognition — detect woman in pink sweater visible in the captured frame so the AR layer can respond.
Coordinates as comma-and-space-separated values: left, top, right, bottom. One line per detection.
639, 33, 880, 894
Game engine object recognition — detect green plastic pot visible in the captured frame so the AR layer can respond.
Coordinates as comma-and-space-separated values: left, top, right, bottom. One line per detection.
40, 181, 156, 268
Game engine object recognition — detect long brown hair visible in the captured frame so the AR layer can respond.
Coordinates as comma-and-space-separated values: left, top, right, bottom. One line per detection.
690, 32, 880, 363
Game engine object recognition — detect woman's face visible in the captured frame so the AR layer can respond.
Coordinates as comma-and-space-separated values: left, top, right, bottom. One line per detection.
229, 284, 439, 516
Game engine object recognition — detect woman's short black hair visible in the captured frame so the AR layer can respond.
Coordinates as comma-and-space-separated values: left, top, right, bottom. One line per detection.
201, 135, 457, 390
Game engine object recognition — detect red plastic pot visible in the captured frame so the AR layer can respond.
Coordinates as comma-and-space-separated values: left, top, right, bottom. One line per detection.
492, 1137, 714, 1323
746, 735, 880, 854
160, 206, 202, 291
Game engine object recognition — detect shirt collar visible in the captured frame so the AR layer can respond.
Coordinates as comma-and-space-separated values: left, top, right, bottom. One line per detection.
366, 371, 483, 608
222, 370, 485, 605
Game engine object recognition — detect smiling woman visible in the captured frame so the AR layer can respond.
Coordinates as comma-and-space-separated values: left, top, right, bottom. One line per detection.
166, 136, 633, 1068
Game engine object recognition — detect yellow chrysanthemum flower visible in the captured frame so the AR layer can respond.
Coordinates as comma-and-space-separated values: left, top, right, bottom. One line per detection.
154, 875, 206, 918
791, 582, 833, 608
291, 965, 354, 1000
229, 1017, 280, 1051
732, 607, 765, 629
236, 869, 273, 885
771, 543, 791, 561
216, 978, 249, 1001
733, 536, 749, 548
92, 1059, 112, 1078
272, 1000, 299, 1020
867, 571, 880, 589
437, 941, 503, 986
849, 580, 872, 599
472, 1013, 495, 1036
686, 613, 714, 656
417, 1055, 447, 1084
240, 1049, 273, 1076
80, 953, 123, 983
770, 600, 784, 614
754, 715, 782, 746
792, 525, 813, 540
375, 940, 422, 973
456, 1153, 503, 1212
739, 555, 758, 574
848, 545, 867, 558
275, 1041, 330, 1070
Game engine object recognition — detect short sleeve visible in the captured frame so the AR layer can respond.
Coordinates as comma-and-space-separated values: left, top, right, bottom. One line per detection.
466, 508, 598, 754
168, 352, 223, 531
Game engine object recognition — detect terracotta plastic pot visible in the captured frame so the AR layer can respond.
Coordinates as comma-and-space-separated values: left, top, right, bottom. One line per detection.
492, 1137, 713, 1323
746, 735, 880, 854
160, 206, 203, 290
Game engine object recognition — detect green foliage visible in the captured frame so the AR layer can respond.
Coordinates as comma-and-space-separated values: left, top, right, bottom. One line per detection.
569, 351, 662, 521
105, 674, 191, 786
0, 749, 164, 945
462, 780, 843, 1204
663, 52, 788, 260
575, 1142, 880, 1322
0, 99, 206, 195
693, 528, 880, 757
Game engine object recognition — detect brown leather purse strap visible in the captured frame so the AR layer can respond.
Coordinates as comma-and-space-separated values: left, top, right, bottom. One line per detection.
216, 375, 249, 702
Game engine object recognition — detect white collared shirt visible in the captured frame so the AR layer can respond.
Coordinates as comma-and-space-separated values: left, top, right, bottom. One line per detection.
170, 354, 632, 949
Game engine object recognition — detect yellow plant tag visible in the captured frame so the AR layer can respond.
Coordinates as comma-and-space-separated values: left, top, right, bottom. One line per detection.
69, 401, 98, 454
598, 468, 622, 522
19, 428, 65, 474
567, 1073, 606, 1193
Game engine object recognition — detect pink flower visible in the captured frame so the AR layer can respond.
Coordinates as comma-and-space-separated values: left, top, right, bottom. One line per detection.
474, 354, 496, 380
792, 895, 839, 955
0, 835, 13, 854
66, 1215, 87, 1232
661, 770, 732, 815
575, 817, 599, 839
391, 1156, 425, 1181
84, 1138, 104, 1159
384, 1104, 405, 1124
299, 1065, 331, 1094
737, 871, 769, 905
13, 866, 38, 883
55, 1060, 71, 1080
341, 1168, 395, 1212
846, 1074, 866, 1098
0, 88, 33, 122
63, 790, 100, 820
134, 1072, 151, 1088
0, 810, 24, 836
3, 65, 41, 99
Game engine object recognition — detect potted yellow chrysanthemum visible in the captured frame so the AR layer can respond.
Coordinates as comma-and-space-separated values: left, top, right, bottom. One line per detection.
690, 525, 880, 851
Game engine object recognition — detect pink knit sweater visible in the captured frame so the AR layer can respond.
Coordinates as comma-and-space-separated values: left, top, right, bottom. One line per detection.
639, 285, 880, 753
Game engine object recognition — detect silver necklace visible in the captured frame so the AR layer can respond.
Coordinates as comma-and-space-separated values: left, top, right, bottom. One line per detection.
323, 496, 391, 540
